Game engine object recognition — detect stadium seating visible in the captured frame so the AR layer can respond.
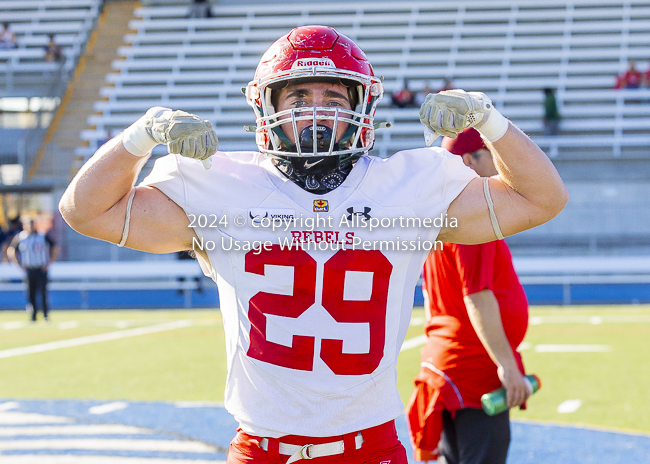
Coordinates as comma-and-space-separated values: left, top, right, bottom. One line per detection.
0, 0, 101, 96
62, 0, 650, 258
81, 0, 650, 161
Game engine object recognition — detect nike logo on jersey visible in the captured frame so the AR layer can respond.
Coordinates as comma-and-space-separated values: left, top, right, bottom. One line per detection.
303, 159, 324, 169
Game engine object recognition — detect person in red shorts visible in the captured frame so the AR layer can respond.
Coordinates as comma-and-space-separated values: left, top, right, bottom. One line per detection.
406, 127, 531, 464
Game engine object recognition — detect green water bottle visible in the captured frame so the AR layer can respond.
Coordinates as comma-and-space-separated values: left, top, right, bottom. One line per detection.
481, 374, 541, 416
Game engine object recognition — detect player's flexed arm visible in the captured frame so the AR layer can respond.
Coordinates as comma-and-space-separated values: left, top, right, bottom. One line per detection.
59, 107, 218, 254
422, 90, 569, 244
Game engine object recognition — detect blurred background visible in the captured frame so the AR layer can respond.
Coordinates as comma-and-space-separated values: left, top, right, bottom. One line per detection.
1, 0, 649, 309
0, 1, 650, 462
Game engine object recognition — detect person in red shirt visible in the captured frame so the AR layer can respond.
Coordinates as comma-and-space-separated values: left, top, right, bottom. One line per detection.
391, 79, 416, 108
406, 128, 531, 464
615, 60, 643, 89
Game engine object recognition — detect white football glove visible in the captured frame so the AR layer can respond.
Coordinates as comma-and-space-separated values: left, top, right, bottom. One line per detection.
419, 89, 509, 146
122, 106, 218, 169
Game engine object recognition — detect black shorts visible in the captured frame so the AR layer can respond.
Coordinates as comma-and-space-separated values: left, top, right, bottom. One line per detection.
438, 408, 510, 464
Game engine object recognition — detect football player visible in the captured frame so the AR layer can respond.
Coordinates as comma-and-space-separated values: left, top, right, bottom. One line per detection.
60, 25, 567, 464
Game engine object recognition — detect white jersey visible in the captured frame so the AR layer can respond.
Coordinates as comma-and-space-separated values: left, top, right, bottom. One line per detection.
142, 148, 477, 438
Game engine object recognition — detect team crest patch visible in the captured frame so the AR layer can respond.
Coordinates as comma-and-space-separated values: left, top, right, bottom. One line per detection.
313, 199, 329, 212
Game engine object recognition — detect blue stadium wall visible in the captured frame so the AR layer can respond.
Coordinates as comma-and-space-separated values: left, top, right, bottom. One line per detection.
1, 283, 650, 309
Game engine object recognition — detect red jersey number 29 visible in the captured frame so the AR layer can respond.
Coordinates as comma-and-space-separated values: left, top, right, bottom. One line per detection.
245, 245, 393, 375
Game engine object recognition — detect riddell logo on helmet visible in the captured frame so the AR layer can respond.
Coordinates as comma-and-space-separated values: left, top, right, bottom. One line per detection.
293, 58, 335, 69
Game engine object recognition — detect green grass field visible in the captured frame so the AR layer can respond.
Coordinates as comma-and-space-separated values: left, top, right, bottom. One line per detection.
1, 305, 649, 433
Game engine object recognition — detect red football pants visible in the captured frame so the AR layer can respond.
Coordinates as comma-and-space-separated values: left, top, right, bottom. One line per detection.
227, 420, 408, 464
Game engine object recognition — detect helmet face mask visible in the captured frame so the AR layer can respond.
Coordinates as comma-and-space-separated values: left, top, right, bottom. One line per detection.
246, 26, 384, 160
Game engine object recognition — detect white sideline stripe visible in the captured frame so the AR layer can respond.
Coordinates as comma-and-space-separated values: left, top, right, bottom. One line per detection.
0, 439, 218, 453
89, 402, 129, 415
0, 412, 73, 425
529, 315, 650, 324
0, 424, 151, 436
0, 456, 226, 464
0, 401, 20, 411
2, 321, 27, 330
589, 316, 603, 325
0, 320, 194, 359
58, 321, 80, 330
534, 344, 612, 352
175, 401, 224, 408
557, 399, 583, 413
409, 317, 425, 326
400, 334, 427, 352
517, 342, 533, 351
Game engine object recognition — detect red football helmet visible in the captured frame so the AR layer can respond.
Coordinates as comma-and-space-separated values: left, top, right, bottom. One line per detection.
245, 25, 385, 159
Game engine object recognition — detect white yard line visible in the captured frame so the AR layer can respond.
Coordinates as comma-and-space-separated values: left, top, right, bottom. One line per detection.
2, 321, 27, 330
404, 339, 612, 353
557, 399, 582, 413
529, 315, 650, 325
0, 457, 226, 464
0, 320, 194, 360
517, 342, 533, 351
58, 321, 80, 330
400, 334, 427, 352
0, 424, 151, 437
88, 402, 129, 415
0, 439, 217, 453
534, 344, 611, 353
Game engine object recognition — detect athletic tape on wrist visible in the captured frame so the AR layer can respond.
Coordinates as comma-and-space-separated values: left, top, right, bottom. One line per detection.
117, 189, 137, 247
122, 122, 157, 157
483, 177, 504, 240
476, 108, 509, 143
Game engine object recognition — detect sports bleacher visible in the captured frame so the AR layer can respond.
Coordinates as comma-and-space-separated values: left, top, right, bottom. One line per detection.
69, 0, 650, 257
80, 0, 650, 160
0, 0, 102, 97
1, 0, 649, 304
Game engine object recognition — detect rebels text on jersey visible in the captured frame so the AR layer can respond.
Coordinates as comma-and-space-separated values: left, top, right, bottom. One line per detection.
142, 148, 477, 438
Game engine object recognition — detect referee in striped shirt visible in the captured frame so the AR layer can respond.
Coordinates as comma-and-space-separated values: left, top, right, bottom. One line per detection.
7, 219, 58, 321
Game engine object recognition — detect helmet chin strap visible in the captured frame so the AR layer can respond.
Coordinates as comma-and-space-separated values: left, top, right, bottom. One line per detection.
271, 125, 358, 194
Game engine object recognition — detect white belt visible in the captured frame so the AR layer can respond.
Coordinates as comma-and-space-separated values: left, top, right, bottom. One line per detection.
259, 433, 364, 464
